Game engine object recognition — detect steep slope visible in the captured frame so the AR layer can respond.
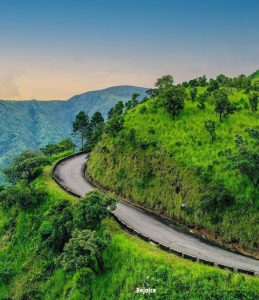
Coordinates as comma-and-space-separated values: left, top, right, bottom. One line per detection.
0, 86, 146, 170
0, 159, 258, 299
87, 89, 259, 254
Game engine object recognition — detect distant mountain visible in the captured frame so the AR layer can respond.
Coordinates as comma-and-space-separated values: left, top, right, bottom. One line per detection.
0, 85, 146, 181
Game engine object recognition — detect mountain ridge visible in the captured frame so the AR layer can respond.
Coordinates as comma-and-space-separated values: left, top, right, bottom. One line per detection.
0, 85, 146, 183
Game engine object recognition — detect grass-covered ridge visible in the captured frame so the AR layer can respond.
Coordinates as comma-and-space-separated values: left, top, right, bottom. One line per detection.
87, 77, 259, 254
0, 160, 259, 299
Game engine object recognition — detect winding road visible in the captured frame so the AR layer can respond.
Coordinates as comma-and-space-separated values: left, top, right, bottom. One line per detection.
53, 153, 259, 276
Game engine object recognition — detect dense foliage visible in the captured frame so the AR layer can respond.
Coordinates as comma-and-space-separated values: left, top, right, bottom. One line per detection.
88, 73, 259, 253
0, 155, 116, 298
0, 160, 258, 299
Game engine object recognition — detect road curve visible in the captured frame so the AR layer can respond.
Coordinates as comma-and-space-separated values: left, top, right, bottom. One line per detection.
53, 153, 259, 275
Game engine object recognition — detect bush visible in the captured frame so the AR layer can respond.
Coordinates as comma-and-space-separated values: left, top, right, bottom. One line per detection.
201, 182, 235, 223
3, 151, 51, 184
31, 166, 44, 180
58, 229, 109, 272
0, 184, 45, 210
106, 115, 125, 136
41, 200, 73, 252
139, 105, 147, 114
0, 263, 15, 284
73, 191, 116, 231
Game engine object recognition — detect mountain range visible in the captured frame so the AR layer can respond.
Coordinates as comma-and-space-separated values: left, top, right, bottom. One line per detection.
0, 85, 146, 183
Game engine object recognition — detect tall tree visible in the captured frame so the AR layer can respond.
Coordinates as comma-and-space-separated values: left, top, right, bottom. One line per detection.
84, 112, 105, 151
73, 111, 89, 150
90, 112, 104, 128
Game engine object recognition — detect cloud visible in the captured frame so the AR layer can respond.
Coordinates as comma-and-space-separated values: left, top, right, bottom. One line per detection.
0, 74, 20, 99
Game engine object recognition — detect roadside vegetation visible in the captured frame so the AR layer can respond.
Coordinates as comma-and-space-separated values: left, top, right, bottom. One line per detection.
87, 73, 259, 254
0, 148, 258, 299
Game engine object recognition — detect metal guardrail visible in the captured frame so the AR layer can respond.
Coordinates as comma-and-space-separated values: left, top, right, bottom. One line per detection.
52, 153, 257, 277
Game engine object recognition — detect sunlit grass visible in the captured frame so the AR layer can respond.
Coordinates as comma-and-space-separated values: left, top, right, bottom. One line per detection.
88, 90, 259, 252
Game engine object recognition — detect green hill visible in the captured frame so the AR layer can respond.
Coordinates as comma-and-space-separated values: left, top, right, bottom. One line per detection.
0, 86, 146, 183
0, 157, 258, 299
87, 80, 259, 254
248, 69, 259, 80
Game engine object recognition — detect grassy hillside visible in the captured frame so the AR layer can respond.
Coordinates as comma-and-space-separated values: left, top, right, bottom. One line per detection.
87, 85, 259, 254
0, 159, 258, 299
248, 70, 259, 80
0, 86, 146, 178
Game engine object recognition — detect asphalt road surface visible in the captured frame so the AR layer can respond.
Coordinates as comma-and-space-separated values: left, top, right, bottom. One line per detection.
54, 153, 259, 275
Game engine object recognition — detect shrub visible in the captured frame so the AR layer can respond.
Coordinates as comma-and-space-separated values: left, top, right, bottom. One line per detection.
201, 182, 235, 222
73, 191, 116, 231
139, 105, 147, 114
42, 200, 73, 252
0, 184, 45, 210
58, 229, 109, 272
106, 115, 125, 136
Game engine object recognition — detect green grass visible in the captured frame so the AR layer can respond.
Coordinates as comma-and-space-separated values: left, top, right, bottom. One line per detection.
1, 153, 259, 299
87, 89, 259, 253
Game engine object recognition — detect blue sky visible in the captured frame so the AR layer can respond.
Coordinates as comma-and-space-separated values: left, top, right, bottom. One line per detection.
0, 0, 258, 99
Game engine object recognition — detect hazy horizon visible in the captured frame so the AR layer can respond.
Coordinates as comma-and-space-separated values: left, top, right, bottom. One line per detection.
1, 0, 259, 100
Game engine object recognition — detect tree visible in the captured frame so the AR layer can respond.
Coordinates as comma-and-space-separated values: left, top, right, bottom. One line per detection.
246, 128, 259, 141
108, 101, 124, 119
41, 138, 75, 156
204, 120, 216, 143
228, 135, 259, 191
197, 75, 207, 87
125, 100, 133, 111
190, 87, 198, 102
106, 115, 125, 136
207, 79, 219, 93
155, 75, 174, 93
249, 92, 258, 112
197, 92, 208, 110
127, 128, 137, 145
163, 86, 186, 119
90, 112, 104, 128
145, 88, 158, 98
131, 93, 140, 107
73, 191, 116, 231
58, 229, 109, 273
40, 200, 73, 252
73, 111, 89, 150
84, 111, 105, 151
0, 184, 45, 210
2, 151, 50, 184
124, 93, 140, 111
201, 182, 234, 223
214, 90, 236, 122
